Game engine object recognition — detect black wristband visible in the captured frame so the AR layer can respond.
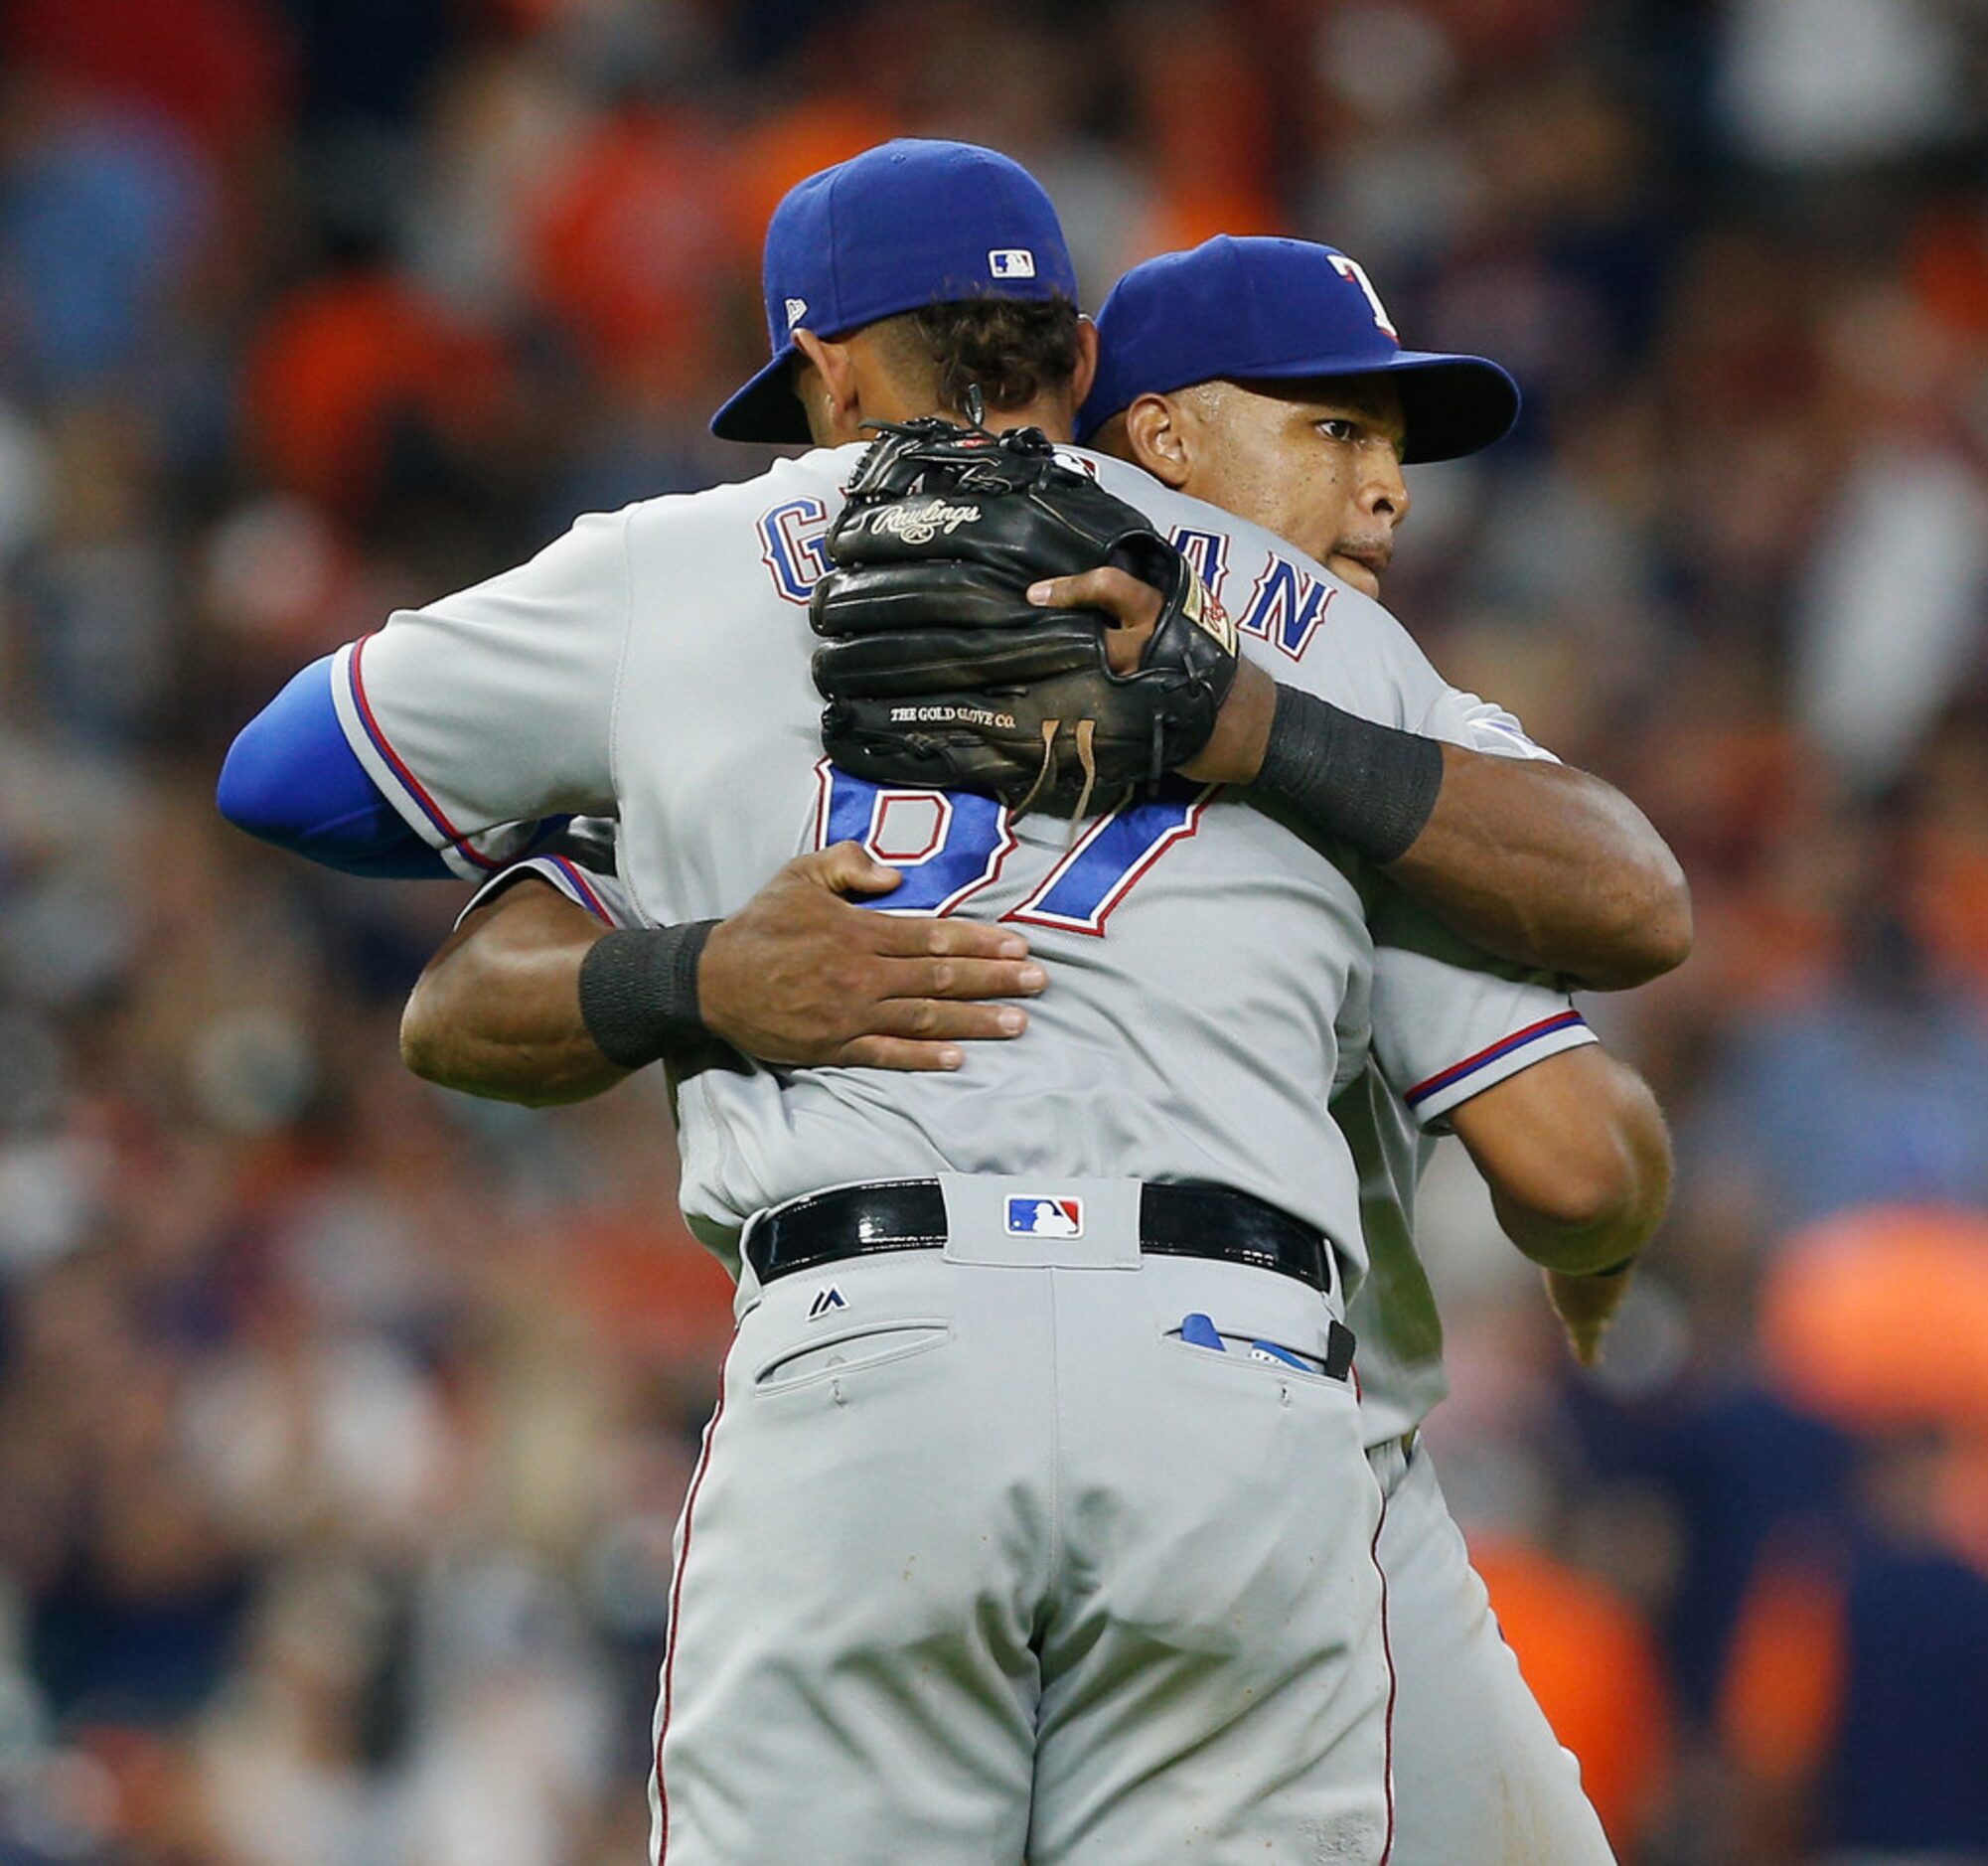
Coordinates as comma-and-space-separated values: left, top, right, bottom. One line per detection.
577, 922, 720, 1070
1252, 684, 1445, 865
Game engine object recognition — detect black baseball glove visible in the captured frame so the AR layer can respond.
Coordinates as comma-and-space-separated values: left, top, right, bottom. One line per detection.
809, 420, 1239, 818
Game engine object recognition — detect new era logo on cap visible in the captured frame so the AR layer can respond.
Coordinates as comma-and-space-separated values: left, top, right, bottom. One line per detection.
1006, 1196, 1083, 1238
988, 248, 1036, 279
785, 297, 808, 328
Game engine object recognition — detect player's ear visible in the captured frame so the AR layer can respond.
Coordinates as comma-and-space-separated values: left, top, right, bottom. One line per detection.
1068, 316, 1100, 413
793, 330, 865, 445
1124, 393, 1192, 490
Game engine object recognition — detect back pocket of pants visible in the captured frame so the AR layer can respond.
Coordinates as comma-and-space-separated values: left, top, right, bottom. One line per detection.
1161, 1325, 1346, 1390
753, 1320, 951, 1395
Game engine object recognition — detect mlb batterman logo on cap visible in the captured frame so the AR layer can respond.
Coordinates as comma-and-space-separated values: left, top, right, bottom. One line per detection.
1078, 234, 1521, 464
711, 138, 1081, 445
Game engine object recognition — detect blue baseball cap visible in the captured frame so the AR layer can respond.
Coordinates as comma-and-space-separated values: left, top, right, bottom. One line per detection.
710, 138, 1080, 444
1078, 235, 1519, 464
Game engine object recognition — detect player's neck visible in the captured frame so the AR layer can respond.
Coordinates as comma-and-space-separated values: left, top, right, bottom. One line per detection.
813, 396, 1075, 449
869, 385, 1076, 444
972, 397, 1075, 444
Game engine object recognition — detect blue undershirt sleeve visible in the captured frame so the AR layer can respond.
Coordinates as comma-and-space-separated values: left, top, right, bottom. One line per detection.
217, 654, 454, 877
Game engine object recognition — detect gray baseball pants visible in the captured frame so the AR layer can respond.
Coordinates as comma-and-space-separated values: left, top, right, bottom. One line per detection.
649, 1174, 1393, 1864
1372, 1435, 1617, 1863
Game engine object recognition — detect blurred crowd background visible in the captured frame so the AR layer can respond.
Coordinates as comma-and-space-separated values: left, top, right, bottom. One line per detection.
3, 0, 1988, 1860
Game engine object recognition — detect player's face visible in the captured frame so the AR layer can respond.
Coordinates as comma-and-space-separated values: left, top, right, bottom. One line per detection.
1178, 377, 1411, 598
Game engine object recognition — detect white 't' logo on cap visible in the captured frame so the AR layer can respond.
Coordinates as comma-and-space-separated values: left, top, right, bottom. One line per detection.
988, 249, 1035, 279
1328, 256, 1398, 340
785, 297, 808, 327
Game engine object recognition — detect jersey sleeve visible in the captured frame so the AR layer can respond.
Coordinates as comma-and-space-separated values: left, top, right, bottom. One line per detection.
454, 818, 639, 930
1415, 687, 1559, 761
1368, 887, 1597, 1132
331, 509, 631, 877
1266, 578, 1456, 729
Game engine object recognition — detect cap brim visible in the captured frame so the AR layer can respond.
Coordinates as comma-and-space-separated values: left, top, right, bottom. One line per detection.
710, 347, 814, 444
1083, 347, 1520, 461
1381, 353, 1521, 464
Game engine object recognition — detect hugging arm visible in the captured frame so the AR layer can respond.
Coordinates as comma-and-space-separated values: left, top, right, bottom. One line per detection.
1449, 1048, 1670, 1364
399, 841, 1049, 1101
1037, 566, 1692, 993
1368, 891, 1671, 1367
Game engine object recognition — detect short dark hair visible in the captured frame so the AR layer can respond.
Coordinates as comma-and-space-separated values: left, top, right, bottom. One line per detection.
872, 293, 1082, 417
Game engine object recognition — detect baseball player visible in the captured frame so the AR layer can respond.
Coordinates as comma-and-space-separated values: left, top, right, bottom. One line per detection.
419, 234, 1676, 1862
1064, 234, 1658, 1863
221, 141, 1673, 1862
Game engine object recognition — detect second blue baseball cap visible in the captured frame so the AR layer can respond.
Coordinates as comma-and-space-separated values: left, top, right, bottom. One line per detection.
710, 138, 1080, 444
1079, 235, 1519, 464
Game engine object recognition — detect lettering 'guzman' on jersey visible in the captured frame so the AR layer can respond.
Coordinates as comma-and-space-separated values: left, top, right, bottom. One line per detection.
341, 444, 1594, 1300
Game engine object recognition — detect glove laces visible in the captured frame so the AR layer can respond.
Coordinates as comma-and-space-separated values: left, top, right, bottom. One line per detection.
1010, 715, 1102, 832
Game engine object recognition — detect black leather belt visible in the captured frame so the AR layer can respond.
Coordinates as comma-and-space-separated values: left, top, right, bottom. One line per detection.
744, 1179, 1336, 1295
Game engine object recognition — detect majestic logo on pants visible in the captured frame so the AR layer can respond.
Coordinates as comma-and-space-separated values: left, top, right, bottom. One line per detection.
1005, 1196, 1083, 1238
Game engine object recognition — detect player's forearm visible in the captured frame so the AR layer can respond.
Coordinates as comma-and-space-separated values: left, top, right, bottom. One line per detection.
1196, 670, 1691, 991
1451, 1048, 1672, 1275
406, 848, 1050, 1092
401, 887, 629, 1106
1385, 750, 1693, 992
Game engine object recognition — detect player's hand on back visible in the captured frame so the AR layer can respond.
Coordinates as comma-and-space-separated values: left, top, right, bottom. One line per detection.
698, 843, 1046, 1072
